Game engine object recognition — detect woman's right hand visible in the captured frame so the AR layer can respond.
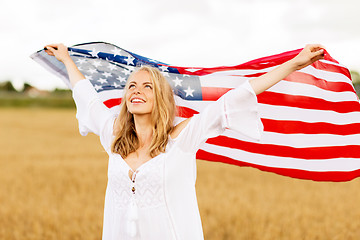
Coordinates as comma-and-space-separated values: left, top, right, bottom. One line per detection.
44, 43, 71, 63
44, 43, 85, 87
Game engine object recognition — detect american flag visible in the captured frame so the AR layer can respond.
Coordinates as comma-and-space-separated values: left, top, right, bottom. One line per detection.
31, 42, 360, 182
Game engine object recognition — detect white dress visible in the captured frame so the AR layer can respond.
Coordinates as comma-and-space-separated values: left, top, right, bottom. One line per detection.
72, 79, 263, 240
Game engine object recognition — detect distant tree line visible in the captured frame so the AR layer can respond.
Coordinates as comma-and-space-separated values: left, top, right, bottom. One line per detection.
0, 81, 19, 92
0, 81, 74, 108
0, 81, 71, 94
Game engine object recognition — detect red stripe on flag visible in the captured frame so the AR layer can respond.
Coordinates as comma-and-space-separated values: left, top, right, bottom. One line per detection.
104, 98, 122, 108
202, 87, 232, 101
237, 71, 355, 93
196, 150, 360, 182
285, 71, 354, 92
200, 88, 360, 112
257, 92, 360, 113
205, 135, 360, 159
262, 118, 360, 135
176, 106, 199, 118
312, 60, 351, 79
175, 49, 300, 75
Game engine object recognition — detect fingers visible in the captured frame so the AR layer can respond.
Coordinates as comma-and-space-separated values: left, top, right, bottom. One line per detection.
307, 44, 326, 55
44, 44, 59, 56
43, 43, 67, 57
310, 48, 325, 61
44, 46, 55, 56
292, 44, 326, 70
305, 43, 325, 51
303, 44, 325, 62
44, 43, 62, 49
44, 44, 58, 52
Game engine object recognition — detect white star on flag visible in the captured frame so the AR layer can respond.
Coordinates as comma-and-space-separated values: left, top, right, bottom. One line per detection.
173, 77, 183, 87
85, 75, 93, 80
108, 63, 116, 71
97, 78, 107, 84
93, 60, 102, 67
102, 72, 112, 78
94, 85, 102, 91
90, 48, 100, 58
113, 82, 120, 88
184, 86, 195, 97
76, 58, 87, 64
111, 47, 122, 57
125, 56, 135, 65
87, 68, 97, 74
122, 68, 132, 75
117, 76, 126, 82
159, 66, 169, 72
161, 72, 170, 77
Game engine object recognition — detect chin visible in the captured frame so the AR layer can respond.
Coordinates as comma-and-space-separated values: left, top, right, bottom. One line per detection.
127, 104, 153, 116
128, 109, 152, 115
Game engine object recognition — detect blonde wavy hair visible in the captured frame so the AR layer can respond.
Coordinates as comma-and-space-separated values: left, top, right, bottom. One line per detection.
111, 65, 176, 158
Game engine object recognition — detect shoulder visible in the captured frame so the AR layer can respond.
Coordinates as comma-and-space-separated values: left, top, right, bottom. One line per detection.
170, 117, 192, 139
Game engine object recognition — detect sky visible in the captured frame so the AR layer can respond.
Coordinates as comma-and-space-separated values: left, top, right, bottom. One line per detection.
0, 0, 359, 90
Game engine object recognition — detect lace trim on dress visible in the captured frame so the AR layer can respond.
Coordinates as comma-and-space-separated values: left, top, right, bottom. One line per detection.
108, 154, 166, 210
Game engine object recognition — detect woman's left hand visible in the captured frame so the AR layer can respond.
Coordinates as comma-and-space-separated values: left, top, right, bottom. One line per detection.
249, 43, 325, 95
290, 44, 325, 71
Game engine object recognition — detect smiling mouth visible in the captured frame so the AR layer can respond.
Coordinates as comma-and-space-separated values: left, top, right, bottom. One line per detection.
130, 98, 146, 103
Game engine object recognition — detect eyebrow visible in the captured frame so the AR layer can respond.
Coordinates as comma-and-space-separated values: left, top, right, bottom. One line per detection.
128, 81, 153, 85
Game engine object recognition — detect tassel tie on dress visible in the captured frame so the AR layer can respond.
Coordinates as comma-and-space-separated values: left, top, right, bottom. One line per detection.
126, 170, 139, 238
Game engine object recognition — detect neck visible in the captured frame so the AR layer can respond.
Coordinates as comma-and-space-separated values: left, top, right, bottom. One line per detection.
133, 114, 153, 147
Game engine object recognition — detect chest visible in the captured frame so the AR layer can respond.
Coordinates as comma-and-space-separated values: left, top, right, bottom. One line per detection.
123, 149, 153, 178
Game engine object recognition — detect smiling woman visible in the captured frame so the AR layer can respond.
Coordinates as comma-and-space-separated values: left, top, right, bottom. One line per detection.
43, 43, 324, 240
112, 66, 176, 167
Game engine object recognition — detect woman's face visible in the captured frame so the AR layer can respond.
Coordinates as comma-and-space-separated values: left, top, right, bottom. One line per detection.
125, 70, 154, 116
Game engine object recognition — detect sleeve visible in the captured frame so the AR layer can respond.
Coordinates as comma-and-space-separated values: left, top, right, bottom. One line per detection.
174, 79, 264, 153
72, 79, 117, 149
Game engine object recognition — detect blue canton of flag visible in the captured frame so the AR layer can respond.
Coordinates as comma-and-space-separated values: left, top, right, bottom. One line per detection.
66, 42, 202, 100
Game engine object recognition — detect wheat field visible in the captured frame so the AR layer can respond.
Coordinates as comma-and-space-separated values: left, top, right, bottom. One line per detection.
1, 108, 360, 240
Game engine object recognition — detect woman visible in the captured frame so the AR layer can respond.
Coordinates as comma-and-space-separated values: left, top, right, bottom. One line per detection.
44, 43, 324, 240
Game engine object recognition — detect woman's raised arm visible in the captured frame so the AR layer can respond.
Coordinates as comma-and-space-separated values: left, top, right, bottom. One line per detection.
249, 44, 325, 95
44, 43, 117, 149
44, 43, 84, 88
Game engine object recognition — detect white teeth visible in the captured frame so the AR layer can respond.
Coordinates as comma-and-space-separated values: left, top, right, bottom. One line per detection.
131, 98, 144, 103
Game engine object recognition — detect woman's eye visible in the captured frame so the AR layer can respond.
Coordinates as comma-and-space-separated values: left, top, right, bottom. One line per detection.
145, 85, 152, 89
129, 84, 135, 89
